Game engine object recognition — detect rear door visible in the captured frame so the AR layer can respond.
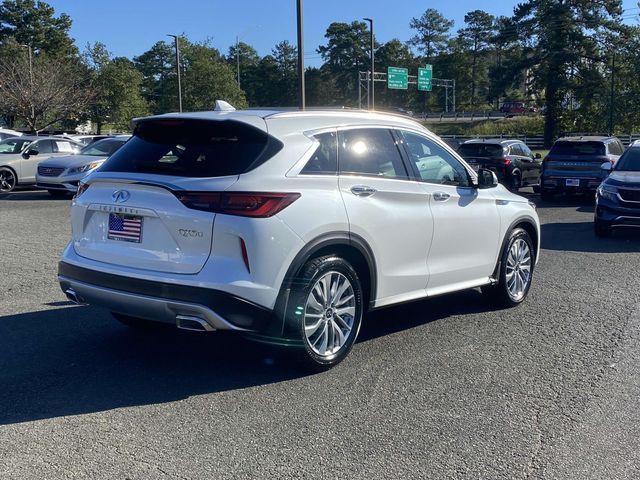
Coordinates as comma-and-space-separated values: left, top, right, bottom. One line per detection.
398, 130, 501, 293
337, 127, 432, 304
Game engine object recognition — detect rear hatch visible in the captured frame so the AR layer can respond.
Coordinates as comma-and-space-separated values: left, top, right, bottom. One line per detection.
71, 116, 279, 274
543, 141, 610, 182
458, 143, 506, 174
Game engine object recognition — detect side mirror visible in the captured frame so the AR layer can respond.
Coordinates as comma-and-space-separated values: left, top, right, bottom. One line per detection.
535, 153, 542, 159
26, 148, 39, 156
600, 162, 613, 173
476, 168, 499, 189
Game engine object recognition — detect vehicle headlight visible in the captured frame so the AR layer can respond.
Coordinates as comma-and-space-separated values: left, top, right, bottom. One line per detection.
70, 161, 102, 174
597, 184, 618, 201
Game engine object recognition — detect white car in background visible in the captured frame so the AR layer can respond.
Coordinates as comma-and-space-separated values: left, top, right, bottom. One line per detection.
0, 128, 23, 141
36, 136, 130, 197
58, 107, 540, 370
0, 136, 82, 193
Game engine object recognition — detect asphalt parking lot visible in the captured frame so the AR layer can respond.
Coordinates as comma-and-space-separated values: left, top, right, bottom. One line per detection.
1, 189, 640, 479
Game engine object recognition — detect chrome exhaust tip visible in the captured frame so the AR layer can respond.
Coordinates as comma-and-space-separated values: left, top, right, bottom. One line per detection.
176, 315, 215, 332
65, 287, 85, 305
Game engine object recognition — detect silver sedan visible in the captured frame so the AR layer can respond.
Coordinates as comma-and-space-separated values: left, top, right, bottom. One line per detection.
36, 136, 130, 196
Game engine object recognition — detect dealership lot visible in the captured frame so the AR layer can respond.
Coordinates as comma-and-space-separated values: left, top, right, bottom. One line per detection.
1, 189, 640, 479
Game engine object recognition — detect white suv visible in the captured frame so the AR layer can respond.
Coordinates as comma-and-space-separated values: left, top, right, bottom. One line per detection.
58, 108, 540, 369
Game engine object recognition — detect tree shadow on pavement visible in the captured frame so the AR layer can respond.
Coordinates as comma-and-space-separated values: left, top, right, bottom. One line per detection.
541, 221, 640, 253
0, 306, 305, 425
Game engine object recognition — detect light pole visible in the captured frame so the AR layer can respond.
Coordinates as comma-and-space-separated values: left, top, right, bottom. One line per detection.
21, 44, 35, 129
296, 0, 305, 109
363, 18, 374, 110
167, 34, 183, 112
235, 26, 260, 90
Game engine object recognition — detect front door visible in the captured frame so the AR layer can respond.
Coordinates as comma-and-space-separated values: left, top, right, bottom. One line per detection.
398, 130, 501, 294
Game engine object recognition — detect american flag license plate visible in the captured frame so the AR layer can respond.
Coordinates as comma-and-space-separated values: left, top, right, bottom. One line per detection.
108, 213, 143, 243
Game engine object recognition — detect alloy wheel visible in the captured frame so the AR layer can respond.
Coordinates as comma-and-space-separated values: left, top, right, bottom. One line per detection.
0, 168, 16, 192
303, 271, 356, 357
505, 238, 532, 301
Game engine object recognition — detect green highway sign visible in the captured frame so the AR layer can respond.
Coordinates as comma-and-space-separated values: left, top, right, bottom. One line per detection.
418, 65, 433, 91
387, 66, 408, 90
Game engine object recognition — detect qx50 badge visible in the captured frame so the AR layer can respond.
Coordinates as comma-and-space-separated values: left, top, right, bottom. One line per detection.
112, 190, 131, 203
179, 229, 204, 238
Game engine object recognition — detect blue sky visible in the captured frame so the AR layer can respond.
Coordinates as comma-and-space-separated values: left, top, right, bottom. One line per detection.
49, 0, 640, 66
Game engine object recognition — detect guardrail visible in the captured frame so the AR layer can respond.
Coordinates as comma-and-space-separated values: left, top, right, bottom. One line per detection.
440, 134, 640, 149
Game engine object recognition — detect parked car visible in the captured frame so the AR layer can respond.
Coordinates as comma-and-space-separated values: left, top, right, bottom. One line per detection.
457, 139, 542, 192
540, 136, 624, 201
36, 135, 130, 197
57, 107, 540, 370
594, 140, 640, 237
0, 136, 82, 193
499, 102, 537, 115
71, 134, 113, 146
0, 128, 22, 141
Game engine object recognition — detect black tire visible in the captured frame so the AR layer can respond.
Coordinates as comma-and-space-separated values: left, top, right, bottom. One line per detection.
286, 255, 364, 371
508, 172, 522, 192
0, 166, 17, 193
532, 184, 541, 194
540, 189, 555, 201
594, 219, 612, 238
482, 228, 535, 308
112, 312, 168, 331
48, 189, 69, 198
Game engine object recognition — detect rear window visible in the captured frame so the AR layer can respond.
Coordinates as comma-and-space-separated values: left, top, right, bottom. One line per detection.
100, 119, 282, 177
615, 149, 640, 172
550, 141, 606, 157
458, 143, 504, 158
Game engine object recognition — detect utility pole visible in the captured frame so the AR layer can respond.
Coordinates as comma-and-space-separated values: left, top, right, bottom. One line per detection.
609, 50, 615, 136
364, 18, 374, 110
296, 0, 305, 109
21, 44, 34, 129
167, 34, 183, 112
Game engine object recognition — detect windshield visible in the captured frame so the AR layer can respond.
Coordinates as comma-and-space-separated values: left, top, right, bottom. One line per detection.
80, 138, 127, 156
458, 143, 504, 158
0, 138, 32, 154
550, 141, 606, 157
101, 119, 281, 178
615, 149, 640, 172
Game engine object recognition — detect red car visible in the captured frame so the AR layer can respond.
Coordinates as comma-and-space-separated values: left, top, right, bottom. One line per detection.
500, 102, 538, 115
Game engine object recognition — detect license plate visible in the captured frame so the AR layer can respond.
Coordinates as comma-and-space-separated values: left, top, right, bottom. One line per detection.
108, 213, 143, 243
565, 179, 580, 187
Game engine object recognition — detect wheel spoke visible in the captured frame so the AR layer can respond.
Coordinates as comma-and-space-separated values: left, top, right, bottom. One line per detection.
331, 319, 346, 346
305, 318, 324, 336
335, 306, 355, 318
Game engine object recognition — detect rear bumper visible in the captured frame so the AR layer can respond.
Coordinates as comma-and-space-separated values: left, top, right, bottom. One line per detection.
541, 175, 602, 192
58, 261, 275, 332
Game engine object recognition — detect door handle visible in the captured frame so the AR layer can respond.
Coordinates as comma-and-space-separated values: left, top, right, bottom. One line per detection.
433, 192, 451, 201
350, 185, 377, 197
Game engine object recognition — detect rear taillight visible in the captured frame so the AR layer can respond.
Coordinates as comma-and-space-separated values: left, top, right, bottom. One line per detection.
502, 158, 511, 166
174, 192, 301, 218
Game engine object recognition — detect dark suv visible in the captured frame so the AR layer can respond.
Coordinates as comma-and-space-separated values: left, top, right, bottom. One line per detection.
594, 141, 640, 237
458, 139, 542, 192
540, 136, 624, 200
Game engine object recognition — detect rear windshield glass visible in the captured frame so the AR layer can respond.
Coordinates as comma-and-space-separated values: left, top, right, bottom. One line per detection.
615, 149, 640, 172
550, 141, 606, 157
80, 138, 126, 156
100, 119, 281, 177
458, 143, 504, 157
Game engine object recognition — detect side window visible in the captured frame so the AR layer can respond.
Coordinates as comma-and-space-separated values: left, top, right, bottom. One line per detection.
520, 144, 533, 157
301, 132, 337, 175
55, 141, 76, 153
400, 131, 470, 187
608, 141, 623, 156
338, 128, 407, 179
510, 144, 524, 156
35, 140, 54, 154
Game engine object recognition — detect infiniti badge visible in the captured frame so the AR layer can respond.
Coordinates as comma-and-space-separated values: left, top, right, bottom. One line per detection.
112, 190, 131, 203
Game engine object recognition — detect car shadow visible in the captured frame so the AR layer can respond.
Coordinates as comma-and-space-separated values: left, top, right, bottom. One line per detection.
531, 194, 595, 210
0, 306, 305, 425
359, 288, 494, 342
541, 221, 640, 253
0, 189, 71, 201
